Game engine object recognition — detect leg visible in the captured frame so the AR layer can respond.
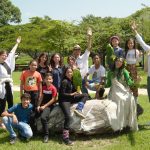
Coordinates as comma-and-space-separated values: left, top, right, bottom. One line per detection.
18, 122, 33, 139
147, 77, 150, 102
5, 83, 13, 108
2, 116, 17, 138
41, 107, 51, 143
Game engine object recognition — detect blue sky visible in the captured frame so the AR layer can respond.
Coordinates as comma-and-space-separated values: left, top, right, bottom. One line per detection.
11, 0, 150, 24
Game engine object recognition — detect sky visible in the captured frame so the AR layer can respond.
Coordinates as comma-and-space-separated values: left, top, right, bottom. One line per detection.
11, 0, 150, 24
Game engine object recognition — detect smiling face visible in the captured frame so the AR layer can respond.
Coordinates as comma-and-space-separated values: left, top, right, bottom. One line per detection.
127, 39, 135, 50
0, 52, 7, 63
115, 59, 123, 68
93, 55, 101, 65
111, 38, 119, 48
21, 98, 30, 108
45, 75, 53, 86
65, 68, 73, 80
53, 54, 60, 64
29, 61, 38, 71
40, 54, 48, 64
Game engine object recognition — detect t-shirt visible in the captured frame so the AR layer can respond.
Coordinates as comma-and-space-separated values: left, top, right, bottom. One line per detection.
20, 70, 42, 91
126, 49, 139, 64
37, 65, 50, 79
41, 84, 57, 105
76, 49, 90, 78
8, 103, 33, 123
88, 65, 106, 83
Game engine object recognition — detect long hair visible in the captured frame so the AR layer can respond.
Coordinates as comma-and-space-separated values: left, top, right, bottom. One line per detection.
37, 52, 48, 66
50, 53, 63, 69
125, 38, 137, 58
112, 57, 126, 78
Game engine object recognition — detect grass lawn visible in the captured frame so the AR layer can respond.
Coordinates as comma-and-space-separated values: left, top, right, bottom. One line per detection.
0, 93, 150, 150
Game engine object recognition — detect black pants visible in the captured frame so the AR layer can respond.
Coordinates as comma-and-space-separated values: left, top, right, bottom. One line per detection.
30, 106, 53, 136
59, 93, 88, 130
0, 82, 13, 116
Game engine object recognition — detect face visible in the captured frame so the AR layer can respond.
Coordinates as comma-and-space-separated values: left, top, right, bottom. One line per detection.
73, 49, 81, 58
66, 68, 73, 79
0, 52, 7, 63
53, 54, 60, 64
29, 61, 37, 71
115, 59, 123, 68
40, 55, 47, 63
68, 57, 76, 66
111, 38, 119, 48
45, 76, 53, 85
127, 40, 134, 50
21, 98, 30, 108
93, 55, 100, 65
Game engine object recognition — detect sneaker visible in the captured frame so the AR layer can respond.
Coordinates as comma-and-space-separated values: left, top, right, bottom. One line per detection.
74, 109, 85, 119
43, 135, 49, 143
63, 138, 74, 146
10, 137, 17, 145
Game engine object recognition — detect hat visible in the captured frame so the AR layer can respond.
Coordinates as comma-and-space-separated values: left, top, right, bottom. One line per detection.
110, 36, 120, 42
73, 44, 81, 50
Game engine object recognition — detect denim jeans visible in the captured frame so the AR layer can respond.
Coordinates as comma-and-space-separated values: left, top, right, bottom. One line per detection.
2, 116, 33, 139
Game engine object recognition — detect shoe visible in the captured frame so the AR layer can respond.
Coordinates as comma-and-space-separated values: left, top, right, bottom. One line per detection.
43, 135, 49, 143
10, 137, 17, 145
63, 138, 74, 146
74, 109, 85, 119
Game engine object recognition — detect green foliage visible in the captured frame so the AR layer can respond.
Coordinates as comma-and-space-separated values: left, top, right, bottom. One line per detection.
0, 0, 21, 26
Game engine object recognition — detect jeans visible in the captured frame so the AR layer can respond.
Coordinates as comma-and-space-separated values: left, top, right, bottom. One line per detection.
2, 116, 33, 139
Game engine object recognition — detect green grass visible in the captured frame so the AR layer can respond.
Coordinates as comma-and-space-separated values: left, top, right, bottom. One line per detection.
12, 71, 21, 85
0, 93, 150, 150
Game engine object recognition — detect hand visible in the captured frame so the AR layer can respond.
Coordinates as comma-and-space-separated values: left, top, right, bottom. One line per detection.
39, 105, 46, 111
131, 21, 138, 31
36, 106, 40, 112
16, 36, 21, 44
12, 114, 18, 124
87, 27, 92, 37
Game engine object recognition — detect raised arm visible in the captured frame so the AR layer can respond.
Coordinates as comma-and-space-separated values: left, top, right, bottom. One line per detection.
6, 36, 21, 72
131, 22, 150, 52
87, 27, 92, 51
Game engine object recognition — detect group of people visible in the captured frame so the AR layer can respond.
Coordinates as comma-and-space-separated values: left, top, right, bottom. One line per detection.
0, 22, 149, 146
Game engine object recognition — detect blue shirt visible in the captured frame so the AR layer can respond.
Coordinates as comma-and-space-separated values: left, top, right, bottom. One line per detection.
114, 47, 124, 58
8, 103, 33, 123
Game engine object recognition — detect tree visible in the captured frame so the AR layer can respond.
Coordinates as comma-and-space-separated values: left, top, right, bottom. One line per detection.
0, 0, 21, 26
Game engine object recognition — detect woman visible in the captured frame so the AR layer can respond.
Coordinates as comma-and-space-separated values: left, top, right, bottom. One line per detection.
58, 67, 88, 145
0, 36, 21, 128
105, 57, 138, 131
49, 53, 64, 91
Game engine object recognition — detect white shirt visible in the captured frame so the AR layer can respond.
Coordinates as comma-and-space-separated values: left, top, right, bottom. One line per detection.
136, 33, 150, 76
76, 49, 90, 78
0, 43, 18, 99
126, 49, 139, 64
88, 65, 106, 83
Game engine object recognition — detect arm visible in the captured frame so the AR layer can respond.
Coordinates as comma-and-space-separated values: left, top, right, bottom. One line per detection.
131, 22, 150, 52
123, 69, 134, 87
6, 36, 21, 72
40, 97, 57, 111
87, 27, 92, 51
2, 111, 18, 124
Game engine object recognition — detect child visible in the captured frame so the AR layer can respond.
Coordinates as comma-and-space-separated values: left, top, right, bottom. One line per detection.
0, 36, 21, 129
125, 38, 140, 102
20, 60, 42, 109
58, 67, 88, 145
2, 93, 33, 144
84, 54, 106, 99
36, 73, 57, 143
37, 52, 51, 80
106, 36, 124, 70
